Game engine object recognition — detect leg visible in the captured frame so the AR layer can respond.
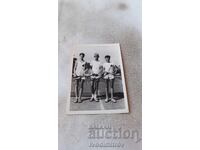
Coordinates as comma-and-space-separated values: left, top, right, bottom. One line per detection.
74, 79, 79, 103
94, 79, 99, 102
105, 79, 109, 102
95, 79, 100, 97
110, 79, 116, 103
78, 79, 84, 103
90, 79, 95, 101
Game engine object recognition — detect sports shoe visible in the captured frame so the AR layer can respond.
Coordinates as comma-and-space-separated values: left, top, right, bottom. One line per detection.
78, 98, 82, 103
74, 98, 78, 103
111, 98, 117, 103
105, 98, 109, 103
90, 94, 94, 102
94, 94, 99, 102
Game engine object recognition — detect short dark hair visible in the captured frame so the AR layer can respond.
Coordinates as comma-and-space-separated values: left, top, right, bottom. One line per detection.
105, 55, 110, 59
94, 53, 99, 57
79, 53, 85, 57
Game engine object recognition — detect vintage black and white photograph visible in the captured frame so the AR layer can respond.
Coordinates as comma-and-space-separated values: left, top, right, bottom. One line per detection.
66, 44, 129, 114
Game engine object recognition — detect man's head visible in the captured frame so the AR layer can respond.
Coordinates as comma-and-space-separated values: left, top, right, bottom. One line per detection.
94, 53, 99, 60
105, 55, 111, 62
79, 53, 85, 60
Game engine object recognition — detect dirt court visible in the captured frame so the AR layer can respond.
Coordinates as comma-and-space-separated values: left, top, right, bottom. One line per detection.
70, 96, 125, 111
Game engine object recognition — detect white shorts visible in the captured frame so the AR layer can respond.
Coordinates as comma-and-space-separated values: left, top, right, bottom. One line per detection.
103, 74, 114, 80
90, 74, 101, 80
73, 74, 86, 80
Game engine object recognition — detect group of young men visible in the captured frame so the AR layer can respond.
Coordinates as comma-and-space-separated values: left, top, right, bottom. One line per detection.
73, 52, 117, 103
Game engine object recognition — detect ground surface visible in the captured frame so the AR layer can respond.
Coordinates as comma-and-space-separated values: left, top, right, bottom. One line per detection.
70, 97, 125, 111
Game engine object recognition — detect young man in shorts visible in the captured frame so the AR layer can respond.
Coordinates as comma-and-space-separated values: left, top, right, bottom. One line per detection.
103, 55, 116, 103
73, 53, 87, 103
90, 53, 102, 102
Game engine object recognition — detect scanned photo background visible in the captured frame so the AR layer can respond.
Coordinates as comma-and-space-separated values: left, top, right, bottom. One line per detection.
58, 0, 141, 149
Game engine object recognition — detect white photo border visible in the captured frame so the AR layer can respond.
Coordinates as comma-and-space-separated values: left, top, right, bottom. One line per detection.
66, 43, 129, 114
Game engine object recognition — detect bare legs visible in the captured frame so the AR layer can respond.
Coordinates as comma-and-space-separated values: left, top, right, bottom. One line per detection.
74, 79, 84, 103
105, 79, 109, 102
91, 79, 95, 100
110, 79, 116, 103
78, 79, 84, 103
90, 79, 99, 102
95, 80, 99, 100
105, 79, 116, 103
74, 79, 79, 103
74, 78, 116, 103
